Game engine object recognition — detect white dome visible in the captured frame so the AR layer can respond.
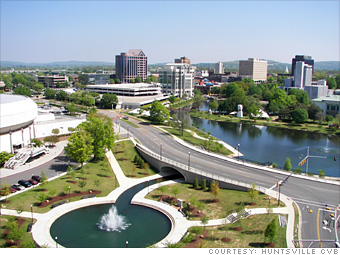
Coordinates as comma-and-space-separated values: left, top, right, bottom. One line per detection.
0, 94, 38, 130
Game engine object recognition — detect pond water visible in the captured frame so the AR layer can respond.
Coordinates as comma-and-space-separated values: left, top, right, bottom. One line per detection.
50, 180, 172, 248
190, 102, 340, 177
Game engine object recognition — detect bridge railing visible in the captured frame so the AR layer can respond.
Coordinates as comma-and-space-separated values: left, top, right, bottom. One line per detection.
136, 143, 266, 193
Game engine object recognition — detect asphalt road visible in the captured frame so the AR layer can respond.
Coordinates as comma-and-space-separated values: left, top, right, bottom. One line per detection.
104, 110, 340, 248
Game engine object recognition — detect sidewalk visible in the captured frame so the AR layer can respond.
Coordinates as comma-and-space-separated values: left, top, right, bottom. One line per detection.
0, 140, 67, 179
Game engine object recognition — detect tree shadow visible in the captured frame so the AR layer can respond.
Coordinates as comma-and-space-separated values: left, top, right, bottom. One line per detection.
242, 230, 263, 235
249, 242, 266, 248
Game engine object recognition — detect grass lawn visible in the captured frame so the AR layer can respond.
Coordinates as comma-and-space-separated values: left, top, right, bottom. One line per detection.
146, 183, 282, 220
175, 214, 287, 248
113, 140, 159, 178
1, 157, 118, 214
163, 127, 233, 156
0, 216, 36, 248
120, 118, 140, 128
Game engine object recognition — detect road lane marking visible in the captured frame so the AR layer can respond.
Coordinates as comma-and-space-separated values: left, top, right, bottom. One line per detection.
317, 209, 322, 248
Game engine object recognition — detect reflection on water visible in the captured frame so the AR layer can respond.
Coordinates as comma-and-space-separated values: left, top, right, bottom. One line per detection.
191, 102, 340, 177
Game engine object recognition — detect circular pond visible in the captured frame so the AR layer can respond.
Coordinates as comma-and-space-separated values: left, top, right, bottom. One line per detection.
50, 181, 173, 248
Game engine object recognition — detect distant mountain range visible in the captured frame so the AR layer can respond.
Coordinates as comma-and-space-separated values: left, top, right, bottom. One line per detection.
1, 60, 339, 71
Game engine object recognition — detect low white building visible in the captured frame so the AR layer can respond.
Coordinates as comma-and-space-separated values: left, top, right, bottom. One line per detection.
312, 95, 340, 117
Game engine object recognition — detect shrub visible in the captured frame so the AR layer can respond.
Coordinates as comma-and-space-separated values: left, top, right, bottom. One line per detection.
201, 179, 207, 190
294, 168, 302, 174
193, 177, 199, 190
272, 163, 278, 168
284, 158, 292, 171
318, 169, 325, 178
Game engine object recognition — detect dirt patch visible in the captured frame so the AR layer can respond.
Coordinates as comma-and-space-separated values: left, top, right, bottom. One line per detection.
39, 190, 101, 208
184, 230, 209, 248
266, 242, 275, 247
221, 237, 231, 243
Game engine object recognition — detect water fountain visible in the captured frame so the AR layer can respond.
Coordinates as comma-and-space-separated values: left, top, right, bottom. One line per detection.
97, 205, 130, 232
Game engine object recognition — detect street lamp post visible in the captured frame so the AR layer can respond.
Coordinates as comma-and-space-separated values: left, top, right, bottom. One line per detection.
188, 152, 191, 171
126, 241, 128, 248
237, 144, 240, 160
68, 186, 71, 202
55, 236, 58, 248
160, 143, 162, 160
30, 204, 33, 223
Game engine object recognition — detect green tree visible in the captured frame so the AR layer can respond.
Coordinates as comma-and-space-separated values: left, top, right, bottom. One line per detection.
13, 86, 31, 97
292, 108, 308, 124
64, 128, 94, 166
44, 88, 57, 99
200, 215, 209, 231
0, 151, 14, 166
193, 177, 199, 189
209, 100, 219, 112
100, 93, 118, 109
78, 179, 87, 191
248, 183, 259, 203
149, 100, 170, 123
201, 179, 207, 190
284, 157, 292, 171
32, 83, 45, 93
68, 102, 77, 115
264, 218, 277, 243
308, 104, 323, 121
210, 180, 220, 200
80, 114, 115, 159
56, 90, 68, 101
327, 77, 337, 89
135, 76, 142, 83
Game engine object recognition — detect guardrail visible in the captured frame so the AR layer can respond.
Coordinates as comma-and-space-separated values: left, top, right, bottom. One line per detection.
136, 143, 266, 194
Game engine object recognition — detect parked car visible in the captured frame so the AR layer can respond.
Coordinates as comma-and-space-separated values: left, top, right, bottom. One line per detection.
28, 179, 38, 185
32, 175, 41, 182
11, 184, 24, 191
18, 180, 32, 188
9, 187, 17, 193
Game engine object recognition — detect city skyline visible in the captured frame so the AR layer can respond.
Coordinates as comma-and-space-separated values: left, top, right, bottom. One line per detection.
1, 1, 339, 64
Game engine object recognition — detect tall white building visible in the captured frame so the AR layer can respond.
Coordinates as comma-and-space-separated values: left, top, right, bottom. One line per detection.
215, 62, 224, 74
239, 58, 267, 83
159, 63, 196, 97
294, 61, 313, 88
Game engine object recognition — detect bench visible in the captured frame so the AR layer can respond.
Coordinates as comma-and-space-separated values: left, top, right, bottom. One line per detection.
50, 200, 66, 208
81, 194, 96, 199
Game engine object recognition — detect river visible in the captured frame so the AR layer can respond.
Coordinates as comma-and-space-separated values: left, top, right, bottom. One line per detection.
188, 101, 340, 177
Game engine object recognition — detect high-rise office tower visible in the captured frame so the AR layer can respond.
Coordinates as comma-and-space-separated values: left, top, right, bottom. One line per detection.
115, 49, 148, 83
239, 58, 268, 83
291, 55, 314, 76
215, 62, 224, 74
294, 61, 313, 88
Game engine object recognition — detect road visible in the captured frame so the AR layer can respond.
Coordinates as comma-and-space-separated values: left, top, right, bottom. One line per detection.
105, 110, 340, 248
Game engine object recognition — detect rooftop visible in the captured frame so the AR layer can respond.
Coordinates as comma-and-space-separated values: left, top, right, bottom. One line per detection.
312, 95, 340, 102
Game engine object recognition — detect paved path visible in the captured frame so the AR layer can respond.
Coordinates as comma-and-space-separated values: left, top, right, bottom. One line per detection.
0, 138, 296, 248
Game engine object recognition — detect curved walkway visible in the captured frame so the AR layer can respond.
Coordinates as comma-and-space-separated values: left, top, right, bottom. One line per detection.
1, 137, 295, 248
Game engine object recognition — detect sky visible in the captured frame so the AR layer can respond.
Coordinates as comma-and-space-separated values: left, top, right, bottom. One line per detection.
1, 0, 339, 64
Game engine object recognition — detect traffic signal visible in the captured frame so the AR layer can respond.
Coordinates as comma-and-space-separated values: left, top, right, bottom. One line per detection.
334, 156, 337, 161
299, 158, 307, 166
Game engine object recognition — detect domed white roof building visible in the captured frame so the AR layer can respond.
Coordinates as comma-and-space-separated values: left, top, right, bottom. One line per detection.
1, 94, 87, 155
0, 94, 38, 153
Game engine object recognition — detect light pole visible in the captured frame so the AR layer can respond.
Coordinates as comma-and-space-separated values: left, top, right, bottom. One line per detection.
68, 186, 71, 202
188, 152, 191, 171
160, 143, 162, 160
237, 144, 240, 160
55, 236, 58, 248
126, 240, 128, 248
30, 204, 33, 223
